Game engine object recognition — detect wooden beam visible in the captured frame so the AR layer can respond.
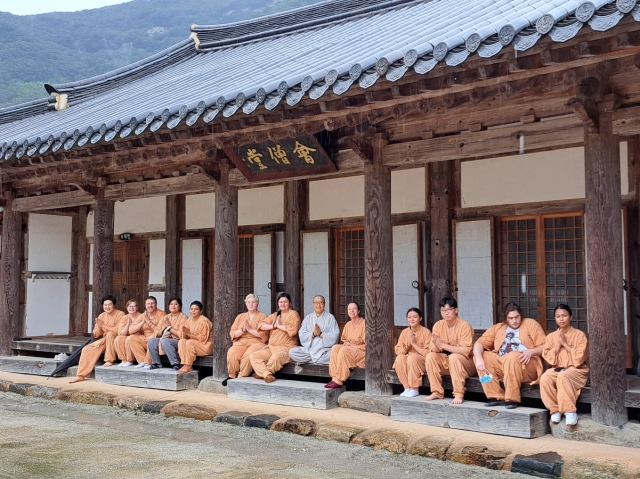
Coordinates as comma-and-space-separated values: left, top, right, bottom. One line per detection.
12, 189, 94, 212
0, 197, 23, 355
165, 195, 185, 311
626, 135, 640, 373
212, 159, 238, 381
285, 181, 303, 313
69, 206, 88, 336
584, 97, 628, 426
613, 105, 640, 135
92, 186, 115, 320
105, 173, 215, 201
364, 135, 394, 396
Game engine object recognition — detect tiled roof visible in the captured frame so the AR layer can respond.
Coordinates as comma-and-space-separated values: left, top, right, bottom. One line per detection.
1, 0, 638, 161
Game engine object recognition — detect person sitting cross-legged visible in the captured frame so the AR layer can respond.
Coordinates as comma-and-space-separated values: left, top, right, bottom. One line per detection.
393, 307, 431, 397
288, 295, 339, 366
325, 302, 366, 389
176, 301, 213, 373
144, 297, 189, 370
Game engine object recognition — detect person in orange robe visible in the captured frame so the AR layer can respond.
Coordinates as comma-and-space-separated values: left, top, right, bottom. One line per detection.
144, 297, 189, 369
540, 303, 589, 427
249, 293, 300, 383
69, 295, 125, 383
177, 301, 213, 373
474, 302, 546, 409
325, 302, 366, 389
119, 296, 165, 367
113, 299, 141, 365
424, 297, 476, 404
393, 307, 432, 397
223, 293, 269, 385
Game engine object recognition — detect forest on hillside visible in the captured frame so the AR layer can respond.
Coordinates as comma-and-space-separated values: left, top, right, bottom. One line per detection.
0, 0, 320, 108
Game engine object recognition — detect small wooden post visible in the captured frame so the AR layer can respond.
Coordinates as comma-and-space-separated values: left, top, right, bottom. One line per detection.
428, 161, 455, 326
0, 195, 23, 355
70, 206, 88, 336
213, 159, 238, 380
165, 194, 185, 310
92, 181, 115, 320
584, 97, 628, 426
285, 181, 303, 313
364, 135, 394, 396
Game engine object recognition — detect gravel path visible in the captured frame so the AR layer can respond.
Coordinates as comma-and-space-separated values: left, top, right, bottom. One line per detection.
0, 392, 529, 479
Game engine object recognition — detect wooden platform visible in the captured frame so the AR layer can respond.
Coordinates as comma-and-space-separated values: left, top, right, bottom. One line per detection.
227, 377, 345, 409
391, 396, 550, 439
0, 356, 65, 377
95, 366, 199, 391
10, 337, 89, 355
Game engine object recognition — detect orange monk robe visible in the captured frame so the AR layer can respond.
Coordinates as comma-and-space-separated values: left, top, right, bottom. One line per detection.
393, 325, 432, 390
144, 312, 189, 363
177, 315, 213, 366
424, 317, 475, 399
227, 311, 269, 378
329, 319, 366, 385
124, 309, 166, 363
249, 310, 301, 378
76, 309, 126, 377
540, 327, 589, 414
475, 318, 546, 402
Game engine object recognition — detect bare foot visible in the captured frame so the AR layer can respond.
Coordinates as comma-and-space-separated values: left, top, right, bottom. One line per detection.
177, 366, 193, 374
68, 376, 85, 384
451, 396, 464, 404
103, 362, 113, 367
423, 393, 441, 401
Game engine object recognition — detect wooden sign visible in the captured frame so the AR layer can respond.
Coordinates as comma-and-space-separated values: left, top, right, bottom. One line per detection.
224, 134, 336, 182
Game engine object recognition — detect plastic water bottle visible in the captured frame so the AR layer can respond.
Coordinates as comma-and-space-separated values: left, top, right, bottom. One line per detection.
479, 371, 493, 384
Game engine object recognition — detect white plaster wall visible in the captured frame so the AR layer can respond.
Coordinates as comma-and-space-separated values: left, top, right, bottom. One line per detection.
461, 144, 629, 207
309, 176, 364, 220
302, 232, 330, 318
148, 239, 165, 285
392, 168, 426, 214
181, 239, 203, 310
151, 292, 166, 312
28, 214, 72, 272
86, 197, 166, 236
186, 193, 215, 230
239, 185, 284, 225
254, 234, 273, 312
25, 280, 70, 336
393, 224, 419, 327
455, 220, 494, 330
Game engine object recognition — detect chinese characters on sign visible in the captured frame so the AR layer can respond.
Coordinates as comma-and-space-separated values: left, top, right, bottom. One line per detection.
225, 135, 336, 182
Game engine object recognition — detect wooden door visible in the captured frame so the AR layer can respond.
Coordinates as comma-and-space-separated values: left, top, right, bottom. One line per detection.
112, 241, 146, 308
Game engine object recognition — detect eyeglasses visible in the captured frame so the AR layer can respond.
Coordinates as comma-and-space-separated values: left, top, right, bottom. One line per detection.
440, 308, 455, 314
313, 301, 325, 305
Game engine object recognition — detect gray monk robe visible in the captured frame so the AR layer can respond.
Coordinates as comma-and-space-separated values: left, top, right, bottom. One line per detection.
288, 311, 340, 365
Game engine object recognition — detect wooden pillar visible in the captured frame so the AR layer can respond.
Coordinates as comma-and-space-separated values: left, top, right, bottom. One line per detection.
0, 196, 23, 355
364, 135, 394, 396
165, 194, 185, 310
212, 159, 238, 380
70, 206, 88, 336
285, 181, 302, 312
628, 135, 640, 371
584, 97, 628, 426
428, 161, 455, 326
92, 183, 115, 320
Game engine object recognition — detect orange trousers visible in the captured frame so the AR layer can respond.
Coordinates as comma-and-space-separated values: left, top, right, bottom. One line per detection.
480, 351, 540, 403
425, 352, 475, 399
178, 339, 212, 366
393, 353, 426, 390
76, 332, 118, 378
540, 367, 589, 414
126, 335, 149, 364
249, 345, 292, 378
227, 339, 265, 378
329, 344, 365, 385
114, 336, 128, 362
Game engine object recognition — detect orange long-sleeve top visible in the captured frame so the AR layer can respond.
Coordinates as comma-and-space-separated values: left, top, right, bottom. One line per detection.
90, 309, 125, 348
153, 312, 189, 340
266, 310, 300, 348
341, 318, 366, 352
395, 325, 432, 357
129, 309, 166, 339
542, 327, 589, 371
229, 311, 269, 343
430, 317, 474, 357
180, 315, 213, 345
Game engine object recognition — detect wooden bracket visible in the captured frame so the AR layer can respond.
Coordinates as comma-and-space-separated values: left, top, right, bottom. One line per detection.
567, 97, 599, 134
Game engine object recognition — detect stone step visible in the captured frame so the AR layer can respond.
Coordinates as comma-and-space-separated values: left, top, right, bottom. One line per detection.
0, 356, 66, 377
391, 396, 550, 439
227, 377, 344, 409
94, 366, 198, 391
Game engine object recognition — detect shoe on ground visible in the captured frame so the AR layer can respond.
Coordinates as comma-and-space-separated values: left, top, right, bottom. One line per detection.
550, 412, 562, 424
400, 390, 411, 397
264, 374, 276, 383
405, 389, 419, 397
134, 363, 147, 368
119, 361, 133, 367
565, 412, 578, 426
324, 380, 341, 389
171, 365, 181, 371
484, 399, 505, 407
505, 402, 519, 409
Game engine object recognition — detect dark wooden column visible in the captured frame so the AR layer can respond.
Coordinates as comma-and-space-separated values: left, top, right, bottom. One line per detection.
428, 161, 455, 326
212, 159, 238, 380
165, 194, 185, 310
285, 180, 303, 312
628, 135, 640, 371
0, 195, 23, 355
584, 96, 628, 426
364, 135, 394, 396
70, 206, 88, 336
92, 182, 115, 320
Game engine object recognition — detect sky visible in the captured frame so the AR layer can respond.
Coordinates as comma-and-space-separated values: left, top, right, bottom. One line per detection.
0, 0, 131, 15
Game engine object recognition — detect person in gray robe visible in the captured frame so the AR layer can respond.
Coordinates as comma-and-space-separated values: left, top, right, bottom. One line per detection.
288, 295, 339, 365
